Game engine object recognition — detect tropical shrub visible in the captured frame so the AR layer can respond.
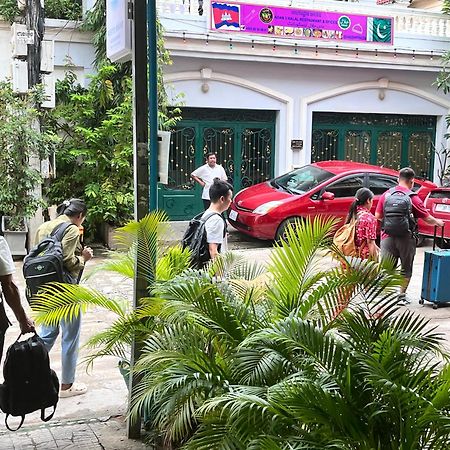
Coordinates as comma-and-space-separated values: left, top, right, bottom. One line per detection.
32, 216, 450, 449
0, 0, 82, 22
43, 66, 135, 232
0, 82, 59, 229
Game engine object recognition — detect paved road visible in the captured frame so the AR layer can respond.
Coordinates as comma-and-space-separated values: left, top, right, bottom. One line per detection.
1, 229, 449, 448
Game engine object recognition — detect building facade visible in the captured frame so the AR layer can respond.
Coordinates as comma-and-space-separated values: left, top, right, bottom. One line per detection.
158, 0, 450, 219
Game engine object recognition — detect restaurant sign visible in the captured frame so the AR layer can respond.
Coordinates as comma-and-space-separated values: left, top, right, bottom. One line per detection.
210, 2, 393, 45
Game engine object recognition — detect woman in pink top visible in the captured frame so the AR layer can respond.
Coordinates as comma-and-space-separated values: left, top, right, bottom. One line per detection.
334, 188, 379, 318
346, 187, 379, 261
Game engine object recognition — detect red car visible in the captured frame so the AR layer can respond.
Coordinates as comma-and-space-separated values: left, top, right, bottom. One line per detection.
419, 188, 450, 246
228, 161, 438, 241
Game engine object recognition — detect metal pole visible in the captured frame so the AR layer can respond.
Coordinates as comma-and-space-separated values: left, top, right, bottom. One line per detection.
148, 0, 159, 212
128, 0, 149, 439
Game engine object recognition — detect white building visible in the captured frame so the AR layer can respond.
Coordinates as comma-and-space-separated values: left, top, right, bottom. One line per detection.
1, 1, 449, 221
158, 0, 450, 219
0, 18, 95, 92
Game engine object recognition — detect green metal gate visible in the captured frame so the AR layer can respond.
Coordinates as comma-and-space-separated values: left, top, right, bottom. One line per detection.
311, 112, 436, 179
158, 108, 276, 220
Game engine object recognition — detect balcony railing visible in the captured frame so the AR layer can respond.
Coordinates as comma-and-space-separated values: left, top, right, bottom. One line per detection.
157, 0, 450, 38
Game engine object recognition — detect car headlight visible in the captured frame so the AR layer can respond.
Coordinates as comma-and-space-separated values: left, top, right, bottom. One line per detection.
253, 201, 283, 215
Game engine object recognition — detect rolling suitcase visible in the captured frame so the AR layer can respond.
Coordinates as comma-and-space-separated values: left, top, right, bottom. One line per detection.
420, 226, 450, 309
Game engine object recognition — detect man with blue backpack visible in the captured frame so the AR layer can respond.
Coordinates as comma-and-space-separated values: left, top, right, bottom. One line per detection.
375, 167, 443, 305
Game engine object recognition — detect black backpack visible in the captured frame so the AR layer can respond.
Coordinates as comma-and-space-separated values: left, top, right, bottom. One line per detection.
0, 333, 59, 431
23, 222, 77, 301
182, 212, 226, 269
382, 188, 417, 237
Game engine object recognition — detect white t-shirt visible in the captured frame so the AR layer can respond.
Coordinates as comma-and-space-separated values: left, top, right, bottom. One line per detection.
0, 236, 15, 276
191, 164, 227, 200
201, 211, 227, 253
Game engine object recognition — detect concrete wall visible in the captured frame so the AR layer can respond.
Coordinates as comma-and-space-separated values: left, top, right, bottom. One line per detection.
164, 57, 450, 182
0, 19, 95, 87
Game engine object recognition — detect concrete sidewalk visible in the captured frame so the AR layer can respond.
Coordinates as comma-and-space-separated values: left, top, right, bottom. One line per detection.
1, 230, 449, 448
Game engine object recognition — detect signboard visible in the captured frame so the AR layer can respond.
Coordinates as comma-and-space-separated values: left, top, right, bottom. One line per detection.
106, 0, 132, 63
210, 2, 393, 45
291, 139, 303, 150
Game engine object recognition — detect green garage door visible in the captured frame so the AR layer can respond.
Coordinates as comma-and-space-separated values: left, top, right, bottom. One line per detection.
312, 112, 436, 179
158, 108, 276, 220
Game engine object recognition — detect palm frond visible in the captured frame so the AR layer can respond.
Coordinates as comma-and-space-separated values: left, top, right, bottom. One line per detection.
83, 251, 135, 280
207, 252, 266, 281
267, 216, 338, 317
114, 211, 171, 283
81, 311, 150, 370
31, 283, 127, 326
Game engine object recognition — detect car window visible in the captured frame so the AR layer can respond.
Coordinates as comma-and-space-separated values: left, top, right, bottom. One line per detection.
412, 182, 421, 192
325, 175, 365, 198
274, 165, 334, 194
368, 175, 397, 196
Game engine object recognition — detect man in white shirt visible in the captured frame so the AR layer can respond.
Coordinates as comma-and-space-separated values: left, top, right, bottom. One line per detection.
0, 236, 35, 363
202, 179, 233, 262
191, 153, 228, 210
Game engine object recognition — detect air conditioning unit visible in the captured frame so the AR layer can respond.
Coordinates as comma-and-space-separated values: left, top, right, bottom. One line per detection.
11, 59, 28, 93
41, 40, 54, 73
158, 131, 171, 185
41, 74, 55, 108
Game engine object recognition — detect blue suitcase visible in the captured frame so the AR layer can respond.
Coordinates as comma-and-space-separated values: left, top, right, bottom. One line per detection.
420, 226, 450, 309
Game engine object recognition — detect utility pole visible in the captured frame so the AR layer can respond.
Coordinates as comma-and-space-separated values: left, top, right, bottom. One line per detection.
25, 0, 45, 244
25, 0, 44, 87
128, 0, 148, 439
127, 0, 159, 438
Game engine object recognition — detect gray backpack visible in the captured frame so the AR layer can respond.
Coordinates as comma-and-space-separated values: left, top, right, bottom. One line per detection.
382, 188, 417, 237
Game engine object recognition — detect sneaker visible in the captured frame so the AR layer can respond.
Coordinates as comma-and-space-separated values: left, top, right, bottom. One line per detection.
397, 293, 411, 306
59, 382, 88, 398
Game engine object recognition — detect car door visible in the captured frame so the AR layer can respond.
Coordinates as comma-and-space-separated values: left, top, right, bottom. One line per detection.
312, 173, 365, 225
367, 174, 398, 212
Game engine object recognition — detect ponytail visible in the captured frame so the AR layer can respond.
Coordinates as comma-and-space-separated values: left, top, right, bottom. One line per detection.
345, 187, 374, 223
56, 198, 87, 218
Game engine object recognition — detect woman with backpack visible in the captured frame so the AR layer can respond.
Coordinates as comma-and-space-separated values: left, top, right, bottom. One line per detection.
34, 199, 93, 398
333, 188, 379, 318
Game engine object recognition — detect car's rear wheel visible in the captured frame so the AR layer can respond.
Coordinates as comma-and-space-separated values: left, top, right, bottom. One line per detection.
275, 217, 302, 243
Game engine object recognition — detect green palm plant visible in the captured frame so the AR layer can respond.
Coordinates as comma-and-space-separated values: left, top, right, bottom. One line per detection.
32, 215, 450, 449
133, 218, 450, 449
31, 210, 191, 367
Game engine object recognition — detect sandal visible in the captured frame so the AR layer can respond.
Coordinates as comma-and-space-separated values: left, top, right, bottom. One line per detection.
59, 382, 88, 398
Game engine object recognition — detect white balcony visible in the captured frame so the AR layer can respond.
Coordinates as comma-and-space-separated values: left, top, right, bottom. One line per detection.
157, 0, 450, 60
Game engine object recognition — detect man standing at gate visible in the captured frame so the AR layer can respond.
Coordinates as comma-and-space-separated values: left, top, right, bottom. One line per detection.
191, 153, 228, 210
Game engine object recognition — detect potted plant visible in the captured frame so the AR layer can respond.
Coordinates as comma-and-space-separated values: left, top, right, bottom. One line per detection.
0, 82, 58, 255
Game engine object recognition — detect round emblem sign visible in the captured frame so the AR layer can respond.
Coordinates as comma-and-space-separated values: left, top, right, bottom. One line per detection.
260, 8, 274, 24
338, 15, 351, 30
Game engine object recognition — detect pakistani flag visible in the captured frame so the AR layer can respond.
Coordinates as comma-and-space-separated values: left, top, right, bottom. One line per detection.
367, 17, 392, 43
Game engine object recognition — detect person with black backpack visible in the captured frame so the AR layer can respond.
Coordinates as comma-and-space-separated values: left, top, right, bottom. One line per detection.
0, 236, 35, 364
32, 199, 93, 398
375, 167, 443, 305
182, 179, 233, 268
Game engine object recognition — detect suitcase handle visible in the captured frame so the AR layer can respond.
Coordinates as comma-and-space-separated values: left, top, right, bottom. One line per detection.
433, 225, 445, 251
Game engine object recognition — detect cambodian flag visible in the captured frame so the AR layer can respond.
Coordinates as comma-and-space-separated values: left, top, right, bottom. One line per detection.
211, 3, 240, 30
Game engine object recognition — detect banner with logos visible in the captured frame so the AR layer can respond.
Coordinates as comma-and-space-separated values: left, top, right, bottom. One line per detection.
210, 2, 393, 45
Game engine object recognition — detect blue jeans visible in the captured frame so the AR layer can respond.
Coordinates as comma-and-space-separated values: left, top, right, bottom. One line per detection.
39, 313, 81, 385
